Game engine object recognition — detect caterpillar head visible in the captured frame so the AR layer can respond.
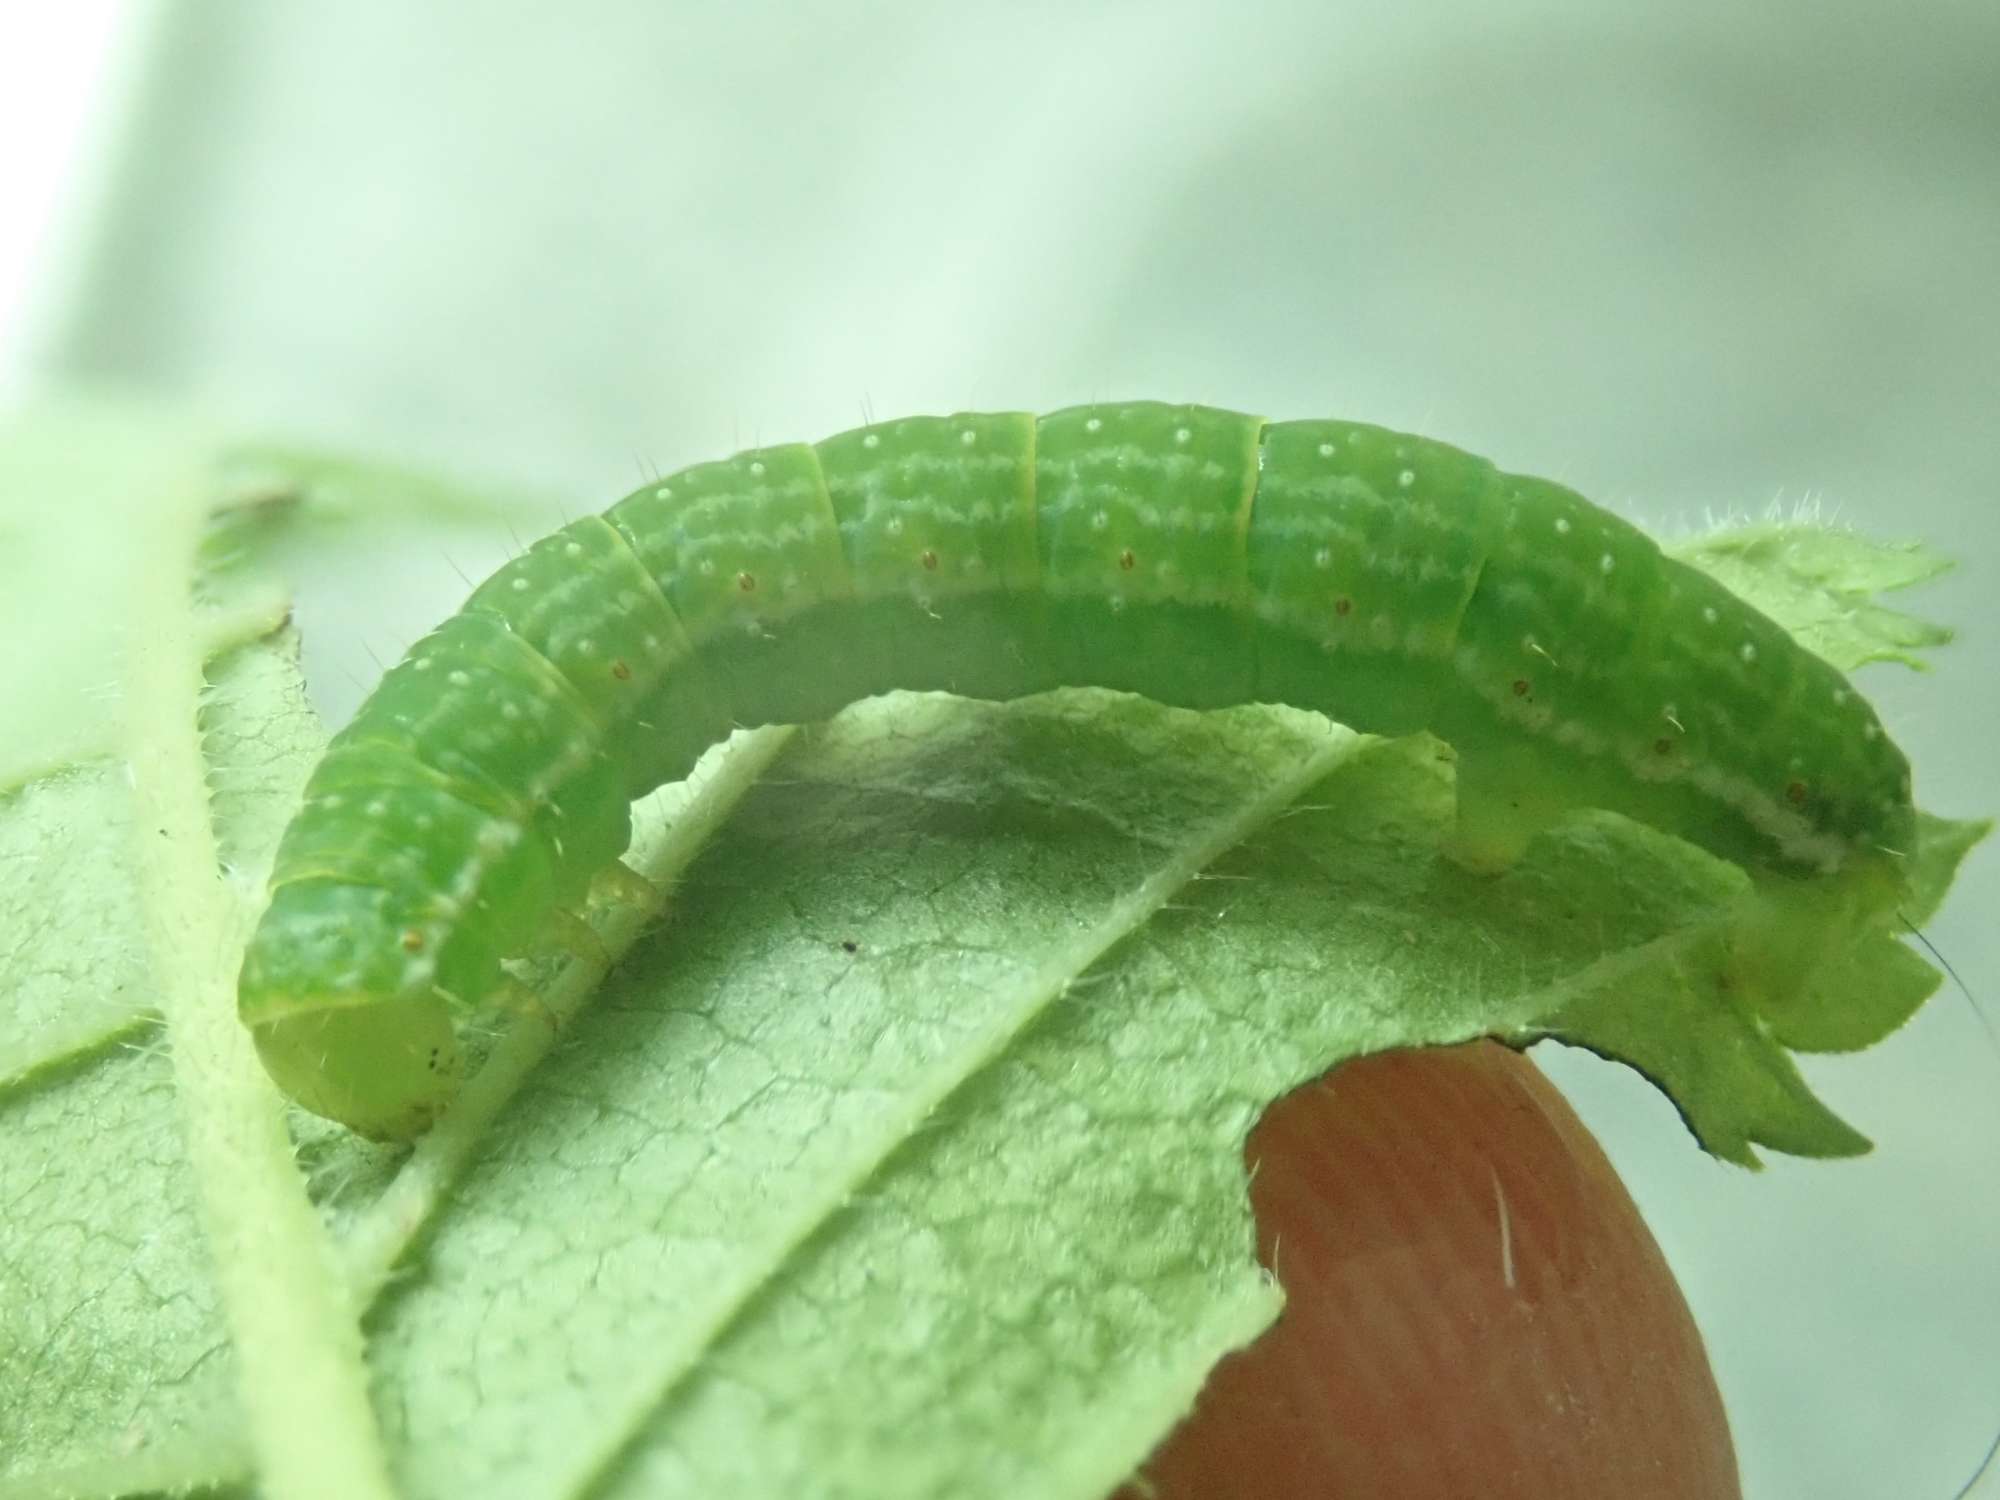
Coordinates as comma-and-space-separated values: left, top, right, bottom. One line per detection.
238, 878, 466, 1140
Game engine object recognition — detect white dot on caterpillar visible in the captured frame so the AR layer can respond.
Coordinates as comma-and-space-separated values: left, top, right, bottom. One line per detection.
1175, 426, 1192, 445
1318, 441, 1336, 458
1832, 688, 1850, 705
959, 428, 977, 446
501, 701, 521, 721
565, 541, 584, 558
1702, 606, 1719, 624
885, 517, 904, 536
1599, 554, 1615, 574
653, 485, 674, 500
1091, 510, 1110, 531
447, 669, 471, 687
1313, 547, 1332, 569
1863, 723, 1880, 740
1085, 416, 1103, 433
1107, 594, 1126, 613
749, 460, 766, 477
1554, 516, 1572, 535
1397, 469, 1415, 488
365, 799, 387, 818
511, 576, 530, 592
413, 656, 433, 671
699, 559, 716, 576
862, 433, 880, 449
1739, 642, 1757, 663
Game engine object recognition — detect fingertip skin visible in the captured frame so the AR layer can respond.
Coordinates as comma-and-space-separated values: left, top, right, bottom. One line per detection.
1118, 1042, 1742, 1500
237, 404, 1915, 1136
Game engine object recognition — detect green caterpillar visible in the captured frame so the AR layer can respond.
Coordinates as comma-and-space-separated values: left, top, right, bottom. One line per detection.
238, 402, 1916, 1139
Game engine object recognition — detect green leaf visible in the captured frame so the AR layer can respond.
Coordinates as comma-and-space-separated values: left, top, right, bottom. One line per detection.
0, 417, 438, 1091
1, 409, 1984, 1500
0, 404, 318, 1499
1905, 810, 1995, 929
1666, 518, 1955, 670
0, 764, 156, 1085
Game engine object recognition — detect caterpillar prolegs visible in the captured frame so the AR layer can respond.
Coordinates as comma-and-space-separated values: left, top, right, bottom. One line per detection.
238, 402, 1916, 1139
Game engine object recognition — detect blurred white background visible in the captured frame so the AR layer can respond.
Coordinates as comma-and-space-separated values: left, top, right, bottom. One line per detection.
4, 4, 1994, 1496
0, 3, 129, 386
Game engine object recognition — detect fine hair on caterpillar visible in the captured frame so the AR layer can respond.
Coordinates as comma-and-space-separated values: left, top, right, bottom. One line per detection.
237, 402, 1919, 1140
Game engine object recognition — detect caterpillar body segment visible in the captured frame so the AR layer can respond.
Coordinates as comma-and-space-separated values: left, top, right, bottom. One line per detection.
238, 402, 1917, 1138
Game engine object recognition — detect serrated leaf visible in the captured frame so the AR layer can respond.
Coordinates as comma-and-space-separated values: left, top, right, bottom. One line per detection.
1668, 519, 1955, 670
1, 411, 1984, 1500
1905, 811, 1994, 929
1512, 916, 1877, 1167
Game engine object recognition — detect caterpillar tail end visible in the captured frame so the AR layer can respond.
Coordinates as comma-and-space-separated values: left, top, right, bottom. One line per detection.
1724, 852, 1910, 1014
238, 878, 468, 1141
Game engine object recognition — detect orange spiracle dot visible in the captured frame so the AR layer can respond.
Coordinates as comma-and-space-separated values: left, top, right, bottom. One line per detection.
1512, 679, 1532, 698
1333, 597, 1353, 617
400, 929, 426, 953
1118, 548, 1137, 571
1785, 779, 1809, 806
610, 659, 633, 681
920, 549, 939, 571
737, 572, 756, 592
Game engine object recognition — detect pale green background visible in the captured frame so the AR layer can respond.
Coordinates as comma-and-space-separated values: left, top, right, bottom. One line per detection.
27, 3, 1999, 1495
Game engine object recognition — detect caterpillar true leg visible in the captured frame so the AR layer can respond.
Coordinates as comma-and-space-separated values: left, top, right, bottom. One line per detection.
490, 974, 562, 1037
591, 860, 660, 907
540, 907, 609, 967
